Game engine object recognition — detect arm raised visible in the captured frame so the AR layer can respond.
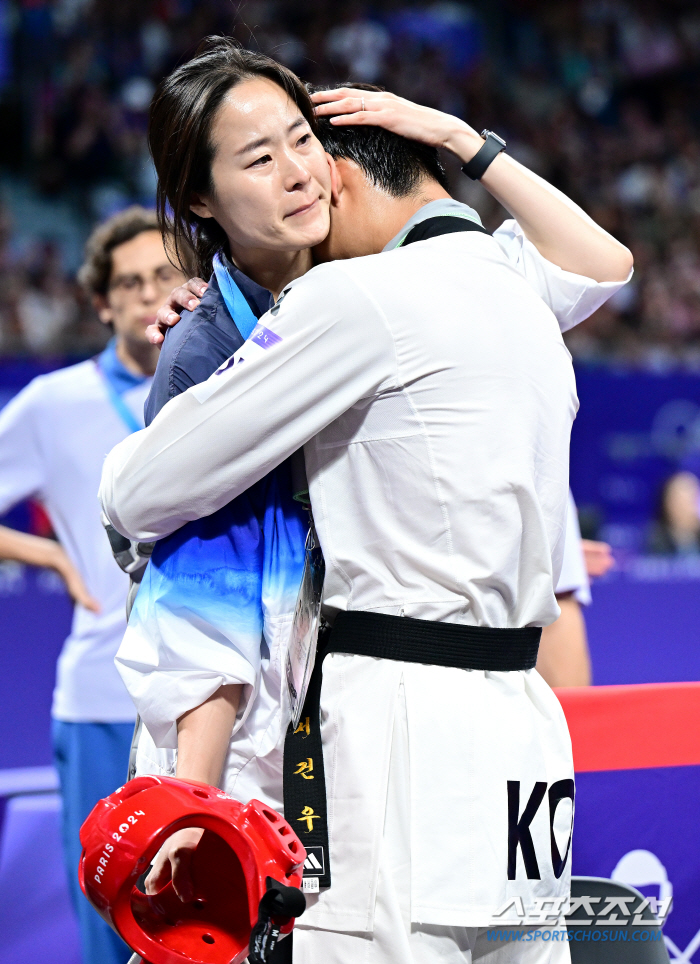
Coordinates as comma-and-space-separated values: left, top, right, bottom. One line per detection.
312, 88, 633, 283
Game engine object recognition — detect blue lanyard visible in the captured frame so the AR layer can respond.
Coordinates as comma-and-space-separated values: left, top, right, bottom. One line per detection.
95, 361, 142, 434
213, 255, 259, 340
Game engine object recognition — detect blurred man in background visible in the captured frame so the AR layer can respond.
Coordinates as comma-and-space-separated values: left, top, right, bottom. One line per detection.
537, 492, 614, 687
0, 207, 185, 964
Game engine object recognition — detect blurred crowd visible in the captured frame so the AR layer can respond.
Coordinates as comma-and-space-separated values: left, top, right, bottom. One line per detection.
1, 0, 700, 365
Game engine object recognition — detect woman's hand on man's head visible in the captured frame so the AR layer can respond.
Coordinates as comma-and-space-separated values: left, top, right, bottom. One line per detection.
310, 87, 478, 155
147, 277, 209, 345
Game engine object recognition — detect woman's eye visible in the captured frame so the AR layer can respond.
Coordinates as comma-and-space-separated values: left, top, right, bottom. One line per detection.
297, 133, 311, 147
251, 154, 272, 167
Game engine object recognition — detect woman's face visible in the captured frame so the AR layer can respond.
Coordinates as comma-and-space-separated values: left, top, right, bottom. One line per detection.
191, 77, 331, 258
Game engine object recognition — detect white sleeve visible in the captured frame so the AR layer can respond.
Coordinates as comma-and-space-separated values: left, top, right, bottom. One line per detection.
555, 490, 591, 606
0, 382, 46, 515
493, 219, 633, 333
100, 263, 397, 542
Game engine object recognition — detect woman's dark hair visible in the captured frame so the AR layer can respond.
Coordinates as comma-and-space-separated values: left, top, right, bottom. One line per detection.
149, 36, 317, 277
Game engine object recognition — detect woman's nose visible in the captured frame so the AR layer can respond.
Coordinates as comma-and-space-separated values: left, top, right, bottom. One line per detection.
281, 151, 312, 190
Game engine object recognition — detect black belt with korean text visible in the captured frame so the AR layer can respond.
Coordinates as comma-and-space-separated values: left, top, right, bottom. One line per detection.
283, 610, 541, 890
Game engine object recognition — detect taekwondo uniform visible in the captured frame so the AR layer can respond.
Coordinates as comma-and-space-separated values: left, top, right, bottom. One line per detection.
0, 339, 150, 964
103, 200, 630, 963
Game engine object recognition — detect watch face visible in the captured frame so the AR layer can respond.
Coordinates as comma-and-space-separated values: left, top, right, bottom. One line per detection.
483, 130, 507, 148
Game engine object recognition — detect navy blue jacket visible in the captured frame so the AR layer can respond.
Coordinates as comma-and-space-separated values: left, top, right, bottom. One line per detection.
144, 274, 244, 425
145, 261, 273, 425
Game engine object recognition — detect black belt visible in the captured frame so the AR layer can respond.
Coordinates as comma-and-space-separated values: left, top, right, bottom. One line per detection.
283, 611, 541, 890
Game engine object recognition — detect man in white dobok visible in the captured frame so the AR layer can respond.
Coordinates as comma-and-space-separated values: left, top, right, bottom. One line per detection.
101, 89, 633, 964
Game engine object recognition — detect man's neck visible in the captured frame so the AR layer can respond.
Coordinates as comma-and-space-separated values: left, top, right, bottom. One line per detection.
115, 337, 158, 377
321, 177, 453, 261
369, 184, 452, 253
228, 246, 314, 302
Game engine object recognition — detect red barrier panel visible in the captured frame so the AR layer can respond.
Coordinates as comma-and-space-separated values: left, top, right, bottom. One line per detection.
555, 681, 700, 772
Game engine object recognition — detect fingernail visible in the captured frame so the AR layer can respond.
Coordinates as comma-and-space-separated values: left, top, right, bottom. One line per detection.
168, 312, 178, 322
187, 299, 197, 308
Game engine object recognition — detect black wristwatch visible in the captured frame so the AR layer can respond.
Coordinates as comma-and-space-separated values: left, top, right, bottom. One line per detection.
461, 130, 507, 181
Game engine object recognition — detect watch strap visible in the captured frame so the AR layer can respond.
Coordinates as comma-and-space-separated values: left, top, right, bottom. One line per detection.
461, 132, 506, 181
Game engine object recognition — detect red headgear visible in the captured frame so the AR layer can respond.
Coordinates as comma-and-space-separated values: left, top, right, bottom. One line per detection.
79, 775, 306, 964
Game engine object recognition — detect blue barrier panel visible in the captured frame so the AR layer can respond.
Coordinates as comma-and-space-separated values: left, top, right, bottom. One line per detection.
586, 561, 700, 685
0, 769, 80, 964
0, 566, 72, 769
573, 766, 700, 963
572, 367, 700, 550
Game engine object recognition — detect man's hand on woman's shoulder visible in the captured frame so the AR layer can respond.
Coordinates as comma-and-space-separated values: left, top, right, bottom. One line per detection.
148, 277, 209, 345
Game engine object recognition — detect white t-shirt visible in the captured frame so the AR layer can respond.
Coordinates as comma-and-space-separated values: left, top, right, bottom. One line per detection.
0, 359, 150, 721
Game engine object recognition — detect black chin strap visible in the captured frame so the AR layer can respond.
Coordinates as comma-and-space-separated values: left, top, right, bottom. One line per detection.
248, 878, 306, 964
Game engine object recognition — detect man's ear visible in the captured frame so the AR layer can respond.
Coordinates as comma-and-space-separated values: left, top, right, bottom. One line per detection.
189, 193, 215, 219
93, 294, 114, 327
326, 153, 342, 206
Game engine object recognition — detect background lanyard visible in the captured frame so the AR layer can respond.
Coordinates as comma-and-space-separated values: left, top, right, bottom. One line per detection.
213, 254, 259, 340
95, 361, 142, 434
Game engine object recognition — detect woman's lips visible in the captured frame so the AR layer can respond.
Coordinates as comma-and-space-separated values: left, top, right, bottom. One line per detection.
286, 198, 319, 219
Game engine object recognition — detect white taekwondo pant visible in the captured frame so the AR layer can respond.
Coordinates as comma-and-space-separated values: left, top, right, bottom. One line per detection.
294, 679, 571, 964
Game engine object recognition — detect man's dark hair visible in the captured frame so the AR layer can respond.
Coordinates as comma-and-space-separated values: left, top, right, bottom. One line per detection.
312, 83, 449, 197
149, 36, 318, 278
78, 206, 162, 298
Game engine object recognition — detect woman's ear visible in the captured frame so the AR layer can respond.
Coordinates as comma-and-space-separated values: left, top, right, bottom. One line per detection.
326, 153, 342, 206
189, 193, 215, 219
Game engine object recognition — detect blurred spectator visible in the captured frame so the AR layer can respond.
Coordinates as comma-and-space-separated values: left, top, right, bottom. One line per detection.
17, 242, 78, 354
582, 538, 615, 577
326, 4, 390, 82
538, 492, 615, 689
648, 470, 700, 555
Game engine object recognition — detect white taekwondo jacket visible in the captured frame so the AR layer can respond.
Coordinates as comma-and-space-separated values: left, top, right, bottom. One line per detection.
101, 207, 629, 929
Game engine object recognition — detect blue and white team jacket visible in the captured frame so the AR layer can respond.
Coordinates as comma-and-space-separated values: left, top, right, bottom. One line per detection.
116, 261, 307, 809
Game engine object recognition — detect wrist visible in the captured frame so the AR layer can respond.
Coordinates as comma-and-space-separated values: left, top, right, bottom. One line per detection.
176, 763, 223, 787
45, 540, 66, 571
443, 123, 484, 163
